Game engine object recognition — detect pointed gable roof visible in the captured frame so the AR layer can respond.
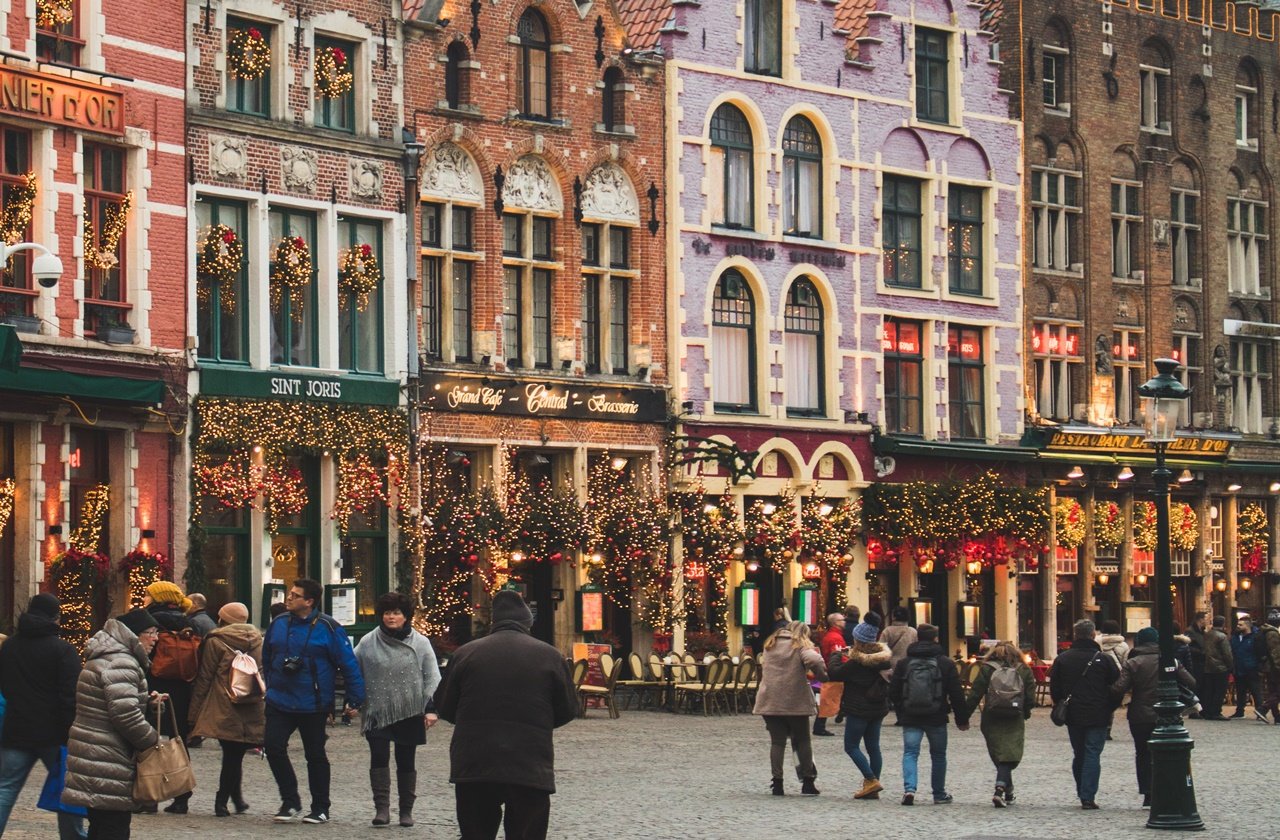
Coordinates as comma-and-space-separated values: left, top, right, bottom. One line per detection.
616, 0, 673, 51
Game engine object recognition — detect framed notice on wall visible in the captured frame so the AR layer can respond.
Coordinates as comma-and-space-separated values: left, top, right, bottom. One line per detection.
576, 584, 604, 634
910, 597, 933, 628
1122, 601, 1153, 634
325, 583, 360, 628
957, 601, 981, 638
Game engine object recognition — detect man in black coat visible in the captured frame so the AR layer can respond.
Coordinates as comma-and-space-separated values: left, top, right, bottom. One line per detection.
0, 594, 84, 839
435, 589, 577, 840
888, 624, 970, 806
1049, 619, 1121, 809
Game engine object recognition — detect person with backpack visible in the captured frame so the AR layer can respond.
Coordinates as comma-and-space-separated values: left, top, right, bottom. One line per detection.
888, 624, 969, 806
826, 620, 892, 800
752, 621, 828, 796
1049, 619, 1121, 809
187, 602, 264, 817
1230, 616, 1265, 719
1258, 612, 1280, 722
963, 641, 1035, 808
140, 580, 199, 815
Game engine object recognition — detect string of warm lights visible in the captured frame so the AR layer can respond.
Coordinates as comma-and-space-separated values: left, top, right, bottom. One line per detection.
118, 549, 173, 609
53, 487, 113, 653
1133, 501, 1199, 553
332, 452, 390, 535
338, 244, 381, 311
505, 461, 589, 564
744, 488, 801, 575
675, 485, 741, 633
0, 173, 36, 245
35, 0, 73, 29
1054, 498, 1086, 550
314, 45, 354, 98
227, 26, 271, 80
583, 456, 670, 613
0, 478, 14, 540
269, 236, 312, 318
799, 492, 860, 573
1093, 501, 1124, 551
83, 193, 132, 271
196, 224, 243, 314
1238, 502, 1269, 576
69, 484, 110, 553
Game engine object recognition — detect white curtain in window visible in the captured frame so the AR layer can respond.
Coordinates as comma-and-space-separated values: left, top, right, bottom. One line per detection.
785, 331, 819, 411
1113, 219, 1129, 277
713, 325, 750, 405
1244, 237, 1261, 295
1228, 232, 1241, 292
1036, 358, 1052, 417
1174, 227, 1189, 284
798, 159, 819, 235
708, 147, 725, 222
726, 149, 751, 227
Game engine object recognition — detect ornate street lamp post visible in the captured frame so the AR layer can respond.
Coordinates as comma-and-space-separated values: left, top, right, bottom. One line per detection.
1137, 358, 1203, 831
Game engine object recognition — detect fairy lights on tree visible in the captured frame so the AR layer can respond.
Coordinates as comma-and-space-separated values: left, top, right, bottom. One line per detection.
0, 478, 14, 540
583, 457, 670, 613
0, 173, 36, 246
744, 488, 801, 574
53, 484, 112, 653
674, 486, 742, 633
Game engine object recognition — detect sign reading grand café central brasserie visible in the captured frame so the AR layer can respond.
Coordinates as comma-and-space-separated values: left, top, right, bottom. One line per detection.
422, 372, 665, 423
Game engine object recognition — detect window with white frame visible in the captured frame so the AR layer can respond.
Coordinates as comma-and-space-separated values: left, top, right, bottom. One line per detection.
1227, 197, 1266, 296
421, 200, 477, 363
268, 207, 318, 367
1042, 24, 1070, 112
1112, 328, 1144, 423
743, 0, 781, 76
709, 104, 754, 230
502, 212, 556, 368
1031, 167, 1081, 271
712, 270, 756, 412
1171, 328, 1201, 428
947, 186, 984, 295
883, 318, 924, 435
1170, 188, 1200, 287
1231, 338, 1269, 434
1139, 53, 1170, 132
1236, 64, 1259, 148
1031, 321, 1082, 421
1111, 180, 1142, 280
947, 325, 985, 440
784, 277, 823, 416
581, 222, 634, 374
782, 116, 822, 238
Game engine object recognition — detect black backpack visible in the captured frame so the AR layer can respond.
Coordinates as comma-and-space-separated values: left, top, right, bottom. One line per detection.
901, 657, 944, 716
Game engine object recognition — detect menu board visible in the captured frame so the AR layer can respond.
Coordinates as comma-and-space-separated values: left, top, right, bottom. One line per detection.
577, 586, 604, 633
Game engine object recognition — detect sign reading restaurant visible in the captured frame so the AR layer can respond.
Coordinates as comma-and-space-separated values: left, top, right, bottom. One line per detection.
0, 66, 124, 137
1045, 430, 1233, 458
422, 372, 666, 423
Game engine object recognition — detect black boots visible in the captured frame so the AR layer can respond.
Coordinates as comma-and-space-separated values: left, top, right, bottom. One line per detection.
771, 778, 784, 796
397, 770, 417, 827
214, 791, 230, 818
231, 792, 250, 814
371, 767, 392, 826
800, 778, 821, 796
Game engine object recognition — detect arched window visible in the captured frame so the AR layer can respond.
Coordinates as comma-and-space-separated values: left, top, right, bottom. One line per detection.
784, 277, 823, 414
782, 116, 822, 238
517, 9, 551, 118
712, 270, 755, 411
445, 41, 470, 110
601, 66, 625, 132
710, 104, 753, 229
743, 0, 781, 76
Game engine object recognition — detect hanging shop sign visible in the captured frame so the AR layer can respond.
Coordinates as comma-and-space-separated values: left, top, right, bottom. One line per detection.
200, 367, 399, 406
1224, 319, 1280, 340
0, 66, 124, 136
422, 372, 665, 423
735, 582, 759, 627
1037, 429, 1232, 459
792, 584, 819, 627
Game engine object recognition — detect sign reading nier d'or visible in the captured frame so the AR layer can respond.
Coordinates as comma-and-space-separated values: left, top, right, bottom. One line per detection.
423, 372, 666, 423
0, 66, 124, 137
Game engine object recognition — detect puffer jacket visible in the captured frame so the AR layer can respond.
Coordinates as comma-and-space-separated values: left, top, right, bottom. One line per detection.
62, 620, 160, 812
188, 623, 265, 744
1111, 643, 1196, 726
1258, 625, 1280, 672
826, 643, 891, 719
1202, 628, 1233, 674
752, 631, 827, 717
1098, 634, 1130, 669
1231, 631, 1260, 673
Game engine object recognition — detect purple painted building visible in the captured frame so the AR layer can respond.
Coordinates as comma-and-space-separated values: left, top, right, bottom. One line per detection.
620, 0, 1025, 649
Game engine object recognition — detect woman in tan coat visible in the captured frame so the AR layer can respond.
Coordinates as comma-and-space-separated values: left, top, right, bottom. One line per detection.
187, 603, 264, 817
752, 621, 828, 796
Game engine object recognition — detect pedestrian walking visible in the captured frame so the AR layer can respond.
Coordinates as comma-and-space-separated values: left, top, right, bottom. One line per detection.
1048, 619, 1120, 809
261, 578, 366, 825
1258, 611, 1280, 722
840, 604, 861, 647
753, 620, 828, 796
1199, 615, 1233, 720
888, 623, 970, 806
185, 593, 218, 636
1230, 616, 1265, 719
434, 589, 576, 840
62, 609, 163, 840
139, 580, 199, 815
814, 613, 847, 736
826, 620, 891, 800
1186, 612, 1207, 709
187, 602, 264, 817
1110, 626, 1196, 807
0, 594, 86, 840
1098, 620, 1129, 669
353, 592, 442, 828
963, 641, 1035, 808
881, 607, 917, 726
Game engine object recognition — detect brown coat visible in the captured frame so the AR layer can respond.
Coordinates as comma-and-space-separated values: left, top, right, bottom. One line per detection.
752, 631, 828, 717
188, 623, 265, 744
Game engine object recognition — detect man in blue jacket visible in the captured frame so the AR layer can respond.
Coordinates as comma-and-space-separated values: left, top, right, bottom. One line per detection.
1230, 615, 1265, 720
262, 578, 365, 825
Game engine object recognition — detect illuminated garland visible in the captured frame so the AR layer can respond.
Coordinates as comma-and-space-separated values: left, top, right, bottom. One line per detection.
0, 478, 13, 540
505, 471, 589, 564
1093, 501, 1124, 551
83, 193, 132, 271
270, 236, 312, 317
227, 26, 271, 80
331, 453, 389, 535
314, 45, 354, 98
36, 0, 74, 29
1, 173, 37, 245
196, 224, 243, 314
194, 399, 407, 463
338, 243, 380, 311
118, 549, 173, 609
261, 461, 308, 534
50, 547, 110, 653
1054, 498, 1086, 550
194, 450, 259, 512
1238, 502, 1270, 576
69, 484, 110, 553
800, 492, 860, 573
584, 456, 670, 612
744, 488, 801, 575
675, 487, 741, 633
1134, 501, 1199, 553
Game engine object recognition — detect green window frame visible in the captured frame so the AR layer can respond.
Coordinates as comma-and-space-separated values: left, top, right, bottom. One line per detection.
195, 197, 250, 364
340, 498, 388, 626
883, 176, 923, 289
227, 18, 271, 118
314, 36, 356, 133
947, 186, 984, 295
198, 498, 252, 616
915, 28, 950, 124
884, 318, 924, 436
269, 207, 318, 367
338, 216, 384, 374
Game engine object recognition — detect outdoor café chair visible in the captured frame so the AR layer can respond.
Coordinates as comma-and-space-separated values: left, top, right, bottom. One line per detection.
616, 651, 658, 710
578, 652, 623, 719
675, 658, 728, 715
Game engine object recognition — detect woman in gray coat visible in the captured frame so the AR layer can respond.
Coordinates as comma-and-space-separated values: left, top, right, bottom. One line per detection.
63, 609, 162, 839
752, 621, 828, 796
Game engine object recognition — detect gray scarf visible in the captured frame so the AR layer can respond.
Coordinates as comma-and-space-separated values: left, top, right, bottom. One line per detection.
354, 627, 441, 733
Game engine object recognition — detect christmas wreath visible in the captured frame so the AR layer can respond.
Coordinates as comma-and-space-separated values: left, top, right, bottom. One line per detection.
118, 549, 174, 609
83, 193, 132, 271
1, 173, 36, 245
227, 26, 271, 80
270, 236, 312, 316
196, 224, 243, 313
338, 243, 381, 311
314, 45, 354, 98
1133, 501, 1199, 553
36, 0, 74, 29
1054, 498, 1086, 550
1238, 502, 1270, 576
1093, 501, 1124, 551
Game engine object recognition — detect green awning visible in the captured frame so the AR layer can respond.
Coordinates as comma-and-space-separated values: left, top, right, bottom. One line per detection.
0, 325, 21, 372
0, 364, 164, 405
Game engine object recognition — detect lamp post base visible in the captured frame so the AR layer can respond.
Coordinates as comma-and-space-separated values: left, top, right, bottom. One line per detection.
1146, 701, 1204, 831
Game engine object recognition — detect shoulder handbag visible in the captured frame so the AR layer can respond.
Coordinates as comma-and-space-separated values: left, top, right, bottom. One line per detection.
133, 701, 195, 803
1050, 652, 1099, 727
151, 628, 201, 682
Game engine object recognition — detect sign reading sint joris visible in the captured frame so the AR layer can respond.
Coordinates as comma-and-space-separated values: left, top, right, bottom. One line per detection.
423, 373, 664, 423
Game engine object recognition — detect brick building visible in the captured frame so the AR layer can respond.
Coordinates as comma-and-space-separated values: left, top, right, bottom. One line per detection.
996, 0, 1280, 650
401, 0, 668, 651
0, 0, 187, 635
184, 0, 410, 628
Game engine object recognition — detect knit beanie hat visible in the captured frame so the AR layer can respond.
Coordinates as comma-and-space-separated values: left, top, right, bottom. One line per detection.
492, 589, 534, 631
852, 622, 879, 644
218, 602, 250, 625
146, 580, 193, 613
117, 608, 160, 637
26, 593, 60, 620
1135, 626, 1159, 646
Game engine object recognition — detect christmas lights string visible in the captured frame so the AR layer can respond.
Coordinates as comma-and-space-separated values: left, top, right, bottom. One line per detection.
1093, 500, 1124, 551
583, 455, 671, 617
196, 224, 243, 314
83, 193, 132, 271
118, 549, 173, 609
1054, 497, 1086, 550
269, 236, 312, 319
35, 0, 73, 29
0, 173, 37, 246
1238, 502, 1269, 576
0, 478, 13, 540
1133, 501, 1199, 554
53, 485, 112, 653
314, 45, 354, 98
337, 244, 381, 311
227, 26, 271, 80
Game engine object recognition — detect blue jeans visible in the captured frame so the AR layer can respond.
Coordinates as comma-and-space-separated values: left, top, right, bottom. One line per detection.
901, 725, 948, 798
1067, 724, 1108, 803
843, 715, 883, 780
0, 745, 87, 840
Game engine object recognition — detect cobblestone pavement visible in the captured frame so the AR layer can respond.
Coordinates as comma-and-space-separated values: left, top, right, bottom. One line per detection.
3, 706, 1273, 839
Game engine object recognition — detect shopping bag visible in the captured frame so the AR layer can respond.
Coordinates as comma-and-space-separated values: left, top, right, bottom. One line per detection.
38, 746, 87, 816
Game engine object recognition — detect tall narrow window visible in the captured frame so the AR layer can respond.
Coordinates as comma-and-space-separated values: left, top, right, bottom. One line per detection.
1139, 51, 1170, 132
782, 116, 822, 238
947, 186, 984, 295
1111, 181, 1142, 280
884, 318, 924, 435
1171, 188, 1200, 287
83, 143, 129, 335
581, 222, 634, 374
226, 18, 272, 117
1235, 64, 1258, 149
36, 0, 83, 64
1042, 24, 1070, 112
947, 326, 985, 440
1231, 338, 1269, 434
915, 28, 950, 123
784, 277, 824, 415
445, 41, 470, 110
1227, 196, 1267, 296
1171, 312, 1201, 428
709, 104, 753, 229
195, 197, 248, 363
0, 129, 34, 319
601, 67, 625, 131
882, 176, 923, 288
502, 212, 558, 368
1031, 167, 1081, 271
1031, 321, 1083, 421
1112, 328, 1144, 423
517, 9, 552, 119
338, 217, 383, 374
712, 270, 755, 411
421, 200, 477, 362
268, 208, 318, 367
314, 36, 356, 132
743, 0, 781, 76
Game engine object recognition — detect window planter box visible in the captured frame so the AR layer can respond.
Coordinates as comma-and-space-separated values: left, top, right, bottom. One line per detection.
98, 324, 135, 345
0, 313, 40, 334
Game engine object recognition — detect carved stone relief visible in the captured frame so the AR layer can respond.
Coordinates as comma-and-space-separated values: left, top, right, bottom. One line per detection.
580, 162, 639, 223
349, 160, 383, 201
209, 135, 249, 180
421, 143, 482, 200
281, 147, 319, 193
501, 155, 561, 211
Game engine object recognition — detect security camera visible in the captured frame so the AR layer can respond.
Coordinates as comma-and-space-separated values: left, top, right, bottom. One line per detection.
32, 252, 63, 288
